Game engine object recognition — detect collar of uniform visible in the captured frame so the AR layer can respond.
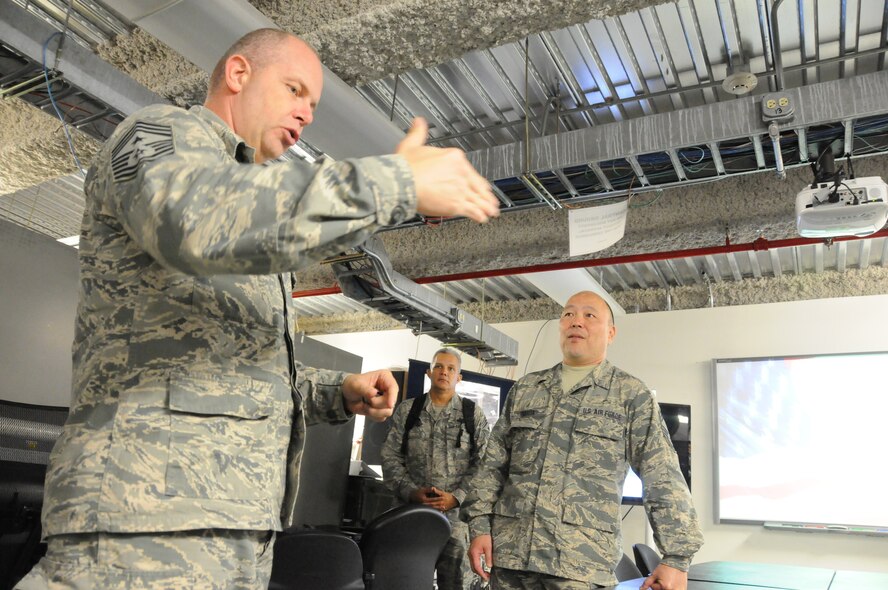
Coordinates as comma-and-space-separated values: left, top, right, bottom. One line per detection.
188, 105, 256, 163
558, 358, 614, 394
424, 391, 461, 413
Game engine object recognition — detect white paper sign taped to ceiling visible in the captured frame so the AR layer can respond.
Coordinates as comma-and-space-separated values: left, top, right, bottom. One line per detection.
568, 199, 629, 257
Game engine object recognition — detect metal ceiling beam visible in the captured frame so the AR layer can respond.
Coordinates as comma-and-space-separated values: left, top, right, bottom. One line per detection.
703, 255, 722, 282
0, 0, 165, 116
330, 236, 518, 365
626, 263, 649, 289
747, 251, 762, 278
685, 258, 703, 284
467, 70, 888, 181
859, 239, 871, 269
769, 249, 782, 277
664, 259, 685, 286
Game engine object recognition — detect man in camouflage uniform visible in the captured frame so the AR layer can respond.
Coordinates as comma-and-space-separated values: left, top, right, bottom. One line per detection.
17, 29, 498, 590
462, 291, 703, 590
381, 348, 490, 590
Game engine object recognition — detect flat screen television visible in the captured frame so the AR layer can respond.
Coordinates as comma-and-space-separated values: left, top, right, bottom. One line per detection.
713, 352, 888, 533
621, 402, 691, 505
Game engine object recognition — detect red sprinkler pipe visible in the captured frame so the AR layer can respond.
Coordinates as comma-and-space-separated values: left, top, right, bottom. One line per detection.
293, 228, 888, 298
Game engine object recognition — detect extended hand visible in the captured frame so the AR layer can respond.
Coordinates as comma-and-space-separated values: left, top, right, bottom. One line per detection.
640, 563, 688, 590
341, 370, 398, 421
396, 118, 500, 224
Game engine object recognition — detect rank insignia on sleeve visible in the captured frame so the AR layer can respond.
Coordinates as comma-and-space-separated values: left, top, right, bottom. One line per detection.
111, 121, 175, 182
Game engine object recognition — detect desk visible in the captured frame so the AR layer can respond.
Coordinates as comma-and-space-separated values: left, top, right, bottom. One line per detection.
600, 561, 888, 590
828, 569, 888, 590
605, 579, 767, 590
689, 560, 835, 589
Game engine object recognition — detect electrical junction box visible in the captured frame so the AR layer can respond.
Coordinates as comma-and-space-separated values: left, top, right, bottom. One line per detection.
761, 92, 795, 122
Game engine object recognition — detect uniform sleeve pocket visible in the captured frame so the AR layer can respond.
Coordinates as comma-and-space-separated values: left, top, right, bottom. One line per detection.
165, 374, 274, 500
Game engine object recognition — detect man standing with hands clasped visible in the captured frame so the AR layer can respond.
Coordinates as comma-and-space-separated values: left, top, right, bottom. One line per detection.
462, 291, 703, 590
382, 348, 490, 589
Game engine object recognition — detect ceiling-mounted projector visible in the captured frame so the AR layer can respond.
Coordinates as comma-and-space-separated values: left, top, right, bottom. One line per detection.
796, 176, 888, 238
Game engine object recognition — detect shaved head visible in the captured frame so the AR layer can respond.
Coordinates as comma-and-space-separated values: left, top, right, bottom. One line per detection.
208, 28, 318, 95
204, 28, 323, 163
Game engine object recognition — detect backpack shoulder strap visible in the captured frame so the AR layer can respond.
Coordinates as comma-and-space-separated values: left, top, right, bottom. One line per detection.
461, 396, 477, 455
400, 393, 427, 455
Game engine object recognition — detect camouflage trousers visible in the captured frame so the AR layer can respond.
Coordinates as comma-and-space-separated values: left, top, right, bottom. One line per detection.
14, 530, 274, 590
436, 524, 481, 590
490, 567, 604, 590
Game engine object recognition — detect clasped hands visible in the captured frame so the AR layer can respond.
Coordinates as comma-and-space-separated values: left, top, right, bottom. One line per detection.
409, 486, 458, 512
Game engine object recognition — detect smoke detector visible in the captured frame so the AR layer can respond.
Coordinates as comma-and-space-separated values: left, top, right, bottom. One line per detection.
721, 52, 758, 95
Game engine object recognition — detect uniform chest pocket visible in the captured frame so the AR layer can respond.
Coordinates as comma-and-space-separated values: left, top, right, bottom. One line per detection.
569, 414, 626, 478
165, 374, 274, 501
509, 413, 545, 474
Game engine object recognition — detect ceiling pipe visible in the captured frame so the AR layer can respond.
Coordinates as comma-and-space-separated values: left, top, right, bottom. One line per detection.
293, 228, 888, 298
110, 0, 404, 159
770, 0, 786, 90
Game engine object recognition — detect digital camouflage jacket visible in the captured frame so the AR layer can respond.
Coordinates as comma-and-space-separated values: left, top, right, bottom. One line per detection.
461, 361, 703, 586
41, 104, 416, 537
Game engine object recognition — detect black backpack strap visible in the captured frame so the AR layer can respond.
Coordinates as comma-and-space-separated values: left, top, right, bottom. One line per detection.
400, 393, 427, 455
461, 397, 477, 455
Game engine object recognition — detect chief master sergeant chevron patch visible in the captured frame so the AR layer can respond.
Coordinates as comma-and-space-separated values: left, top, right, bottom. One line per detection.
110, 121, 174, 182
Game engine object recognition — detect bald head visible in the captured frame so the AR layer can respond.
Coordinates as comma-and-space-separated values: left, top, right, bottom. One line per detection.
204, 28, 323, 163
570, 291, 614, 327
208, 28, 318, 96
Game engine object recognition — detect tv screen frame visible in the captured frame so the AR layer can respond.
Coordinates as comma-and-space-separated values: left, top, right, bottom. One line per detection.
712, 352, 888, 532
621, 402, 692, 505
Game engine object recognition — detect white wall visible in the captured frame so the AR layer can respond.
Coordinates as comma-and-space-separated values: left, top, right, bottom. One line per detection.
314, 293, 888, 573
0, 220, 78, 407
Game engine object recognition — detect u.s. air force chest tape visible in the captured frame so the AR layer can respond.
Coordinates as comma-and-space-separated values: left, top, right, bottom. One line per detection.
111, 121, 175, 183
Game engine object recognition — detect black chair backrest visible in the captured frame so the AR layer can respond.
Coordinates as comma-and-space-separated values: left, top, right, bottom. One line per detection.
269, 529, 364, 590
359, 504, 451, 590
615, 552, 644, 581
632, 543, 662, 577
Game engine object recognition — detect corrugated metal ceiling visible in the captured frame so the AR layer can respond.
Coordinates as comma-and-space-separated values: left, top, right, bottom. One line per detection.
3, 0, 888, 321
292, 234, 888, 318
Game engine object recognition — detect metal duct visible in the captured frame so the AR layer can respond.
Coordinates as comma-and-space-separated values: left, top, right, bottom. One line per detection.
110, 0, 405, 159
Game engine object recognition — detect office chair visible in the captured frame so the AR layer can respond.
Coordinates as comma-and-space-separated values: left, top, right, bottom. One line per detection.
359, 504, 451, 590
268, 529, 364, 590
615, 553, 644, 581
1, 461, 49, 590
632, 543, 661, 577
